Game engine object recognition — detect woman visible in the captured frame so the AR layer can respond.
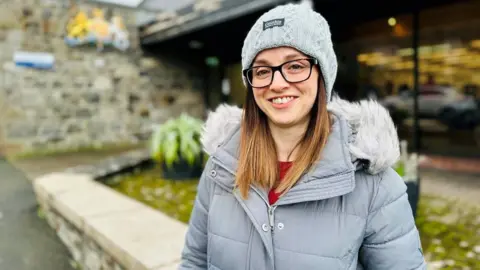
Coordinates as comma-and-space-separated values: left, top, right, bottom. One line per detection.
180, 4, 426, 270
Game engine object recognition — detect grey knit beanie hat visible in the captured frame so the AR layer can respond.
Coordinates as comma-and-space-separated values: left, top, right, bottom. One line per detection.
241, 3, 337, 102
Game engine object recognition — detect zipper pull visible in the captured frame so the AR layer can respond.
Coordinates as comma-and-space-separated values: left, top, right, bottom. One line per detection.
268, 206, 276, 230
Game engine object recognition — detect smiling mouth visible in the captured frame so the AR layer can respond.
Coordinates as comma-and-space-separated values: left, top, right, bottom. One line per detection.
269, 96, 298, 104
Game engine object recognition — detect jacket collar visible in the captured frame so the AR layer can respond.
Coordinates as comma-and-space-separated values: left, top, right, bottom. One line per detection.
203, 96, 400, 203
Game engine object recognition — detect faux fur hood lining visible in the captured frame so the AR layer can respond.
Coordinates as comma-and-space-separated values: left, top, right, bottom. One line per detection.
201, 97, 400, 175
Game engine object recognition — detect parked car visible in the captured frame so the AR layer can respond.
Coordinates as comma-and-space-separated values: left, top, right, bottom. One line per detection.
380, 85, 478, 122
440, 106, 480, 129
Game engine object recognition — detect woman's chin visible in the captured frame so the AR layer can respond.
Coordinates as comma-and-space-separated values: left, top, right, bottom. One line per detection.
268, 116, 297, 128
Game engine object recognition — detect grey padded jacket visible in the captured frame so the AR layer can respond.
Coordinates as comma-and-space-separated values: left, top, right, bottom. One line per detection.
179, 97, 427, 270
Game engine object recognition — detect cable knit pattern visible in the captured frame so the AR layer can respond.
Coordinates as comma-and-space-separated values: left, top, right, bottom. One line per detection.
241, 3, 338, 102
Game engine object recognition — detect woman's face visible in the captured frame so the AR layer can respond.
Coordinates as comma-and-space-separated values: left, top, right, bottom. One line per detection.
250, 47, 319, 128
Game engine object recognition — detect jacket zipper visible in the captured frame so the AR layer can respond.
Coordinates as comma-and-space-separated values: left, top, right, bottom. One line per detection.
251, 185, 278, 270
233, 188, 275, 270
251, 185, 278, 231
245, 225, 254, 270
268, 205, 277, 231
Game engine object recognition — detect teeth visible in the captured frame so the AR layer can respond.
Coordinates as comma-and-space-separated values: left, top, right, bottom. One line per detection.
272, 97, 294, 104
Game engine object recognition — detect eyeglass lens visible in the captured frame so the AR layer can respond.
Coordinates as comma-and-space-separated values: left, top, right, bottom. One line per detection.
248, 59, 313, 88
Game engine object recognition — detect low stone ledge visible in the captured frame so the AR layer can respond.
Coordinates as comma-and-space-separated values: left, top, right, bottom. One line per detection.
63, 149, 152, 179
34, 171, 187, 270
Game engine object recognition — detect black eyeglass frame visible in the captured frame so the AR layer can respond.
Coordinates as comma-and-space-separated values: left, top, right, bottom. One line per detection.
242, 58, 319, 88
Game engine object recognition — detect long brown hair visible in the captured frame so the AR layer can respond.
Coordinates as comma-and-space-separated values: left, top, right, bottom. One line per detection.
235, 75, 331, 199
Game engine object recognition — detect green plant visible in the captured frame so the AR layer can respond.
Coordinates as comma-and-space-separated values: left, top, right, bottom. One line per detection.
37, 207, 46, 219
394, 161, 405, 177
150, 113, 204, 168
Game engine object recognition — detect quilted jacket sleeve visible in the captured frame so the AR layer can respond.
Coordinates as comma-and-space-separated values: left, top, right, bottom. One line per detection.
359, 168, 427, 270
178, 160, 213, 269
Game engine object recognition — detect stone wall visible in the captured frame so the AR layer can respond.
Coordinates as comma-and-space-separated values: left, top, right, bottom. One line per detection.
0, 0, 205, 155
50, 207, 126, 270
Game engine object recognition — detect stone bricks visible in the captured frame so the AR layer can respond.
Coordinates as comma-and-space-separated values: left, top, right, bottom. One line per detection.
0, 0, 205, 154
6, 122, 38, 139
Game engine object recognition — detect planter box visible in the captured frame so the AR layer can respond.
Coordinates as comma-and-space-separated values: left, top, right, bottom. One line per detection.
161, 156, 203, 180
406, 180, 420, 218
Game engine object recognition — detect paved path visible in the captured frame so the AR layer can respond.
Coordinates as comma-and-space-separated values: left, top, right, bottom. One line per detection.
0, 158, 73, 270
420, 155, 480, 174
419, 168, 480, 206
418, 155, 480, 206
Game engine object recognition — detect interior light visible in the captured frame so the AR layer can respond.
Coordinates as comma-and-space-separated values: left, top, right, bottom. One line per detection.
397, 48, 413, 57
357, 54, 369, 62
189, 40, 203, 49
205, 56, 219, 67
388, 17, 397, 27
470, 40, 480, 48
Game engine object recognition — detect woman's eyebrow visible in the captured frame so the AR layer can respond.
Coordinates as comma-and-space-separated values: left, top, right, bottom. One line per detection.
252, 59, 270, 66
284, 53, 304, 60
253, 54, 305, 66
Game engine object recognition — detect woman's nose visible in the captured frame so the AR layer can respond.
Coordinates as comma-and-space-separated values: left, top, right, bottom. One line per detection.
270, 70, 289, 91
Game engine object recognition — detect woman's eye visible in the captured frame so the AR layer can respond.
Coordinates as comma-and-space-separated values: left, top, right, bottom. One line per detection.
289, 64, 304, 70
256, 69, 270, 76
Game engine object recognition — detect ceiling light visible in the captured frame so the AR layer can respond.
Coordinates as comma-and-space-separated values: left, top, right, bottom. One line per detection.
388, 17, 397, 27
189, 40, 203, 49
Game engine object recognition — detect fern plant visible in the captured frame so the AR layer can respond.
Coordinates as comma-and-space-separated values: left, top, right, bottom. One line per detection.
150, 113, 204, 169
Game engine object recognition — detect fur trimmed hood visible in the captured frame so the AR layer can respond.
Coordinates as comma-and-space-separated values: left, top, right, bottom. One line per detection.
201, 96, 400, 175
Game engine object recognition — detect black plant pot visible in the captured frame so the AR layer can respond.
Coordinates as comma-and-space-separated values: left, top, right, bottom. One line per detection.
405, 180, 420, 218
161, 155, 204, 180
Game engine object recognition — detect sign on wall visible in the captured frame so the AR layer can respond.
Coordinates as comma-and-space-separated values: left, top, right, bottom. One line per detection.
14, 51, 55, 70
64, 8, 130, 52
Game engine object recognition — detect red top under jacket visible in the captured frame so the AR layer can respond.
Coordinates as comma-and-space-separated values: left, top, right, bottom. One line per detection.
268, 161, 293, 205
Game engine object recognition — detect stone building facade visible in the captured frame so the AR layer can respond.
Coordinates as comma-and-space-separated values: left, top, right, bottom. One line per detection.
0, 0, 205, 155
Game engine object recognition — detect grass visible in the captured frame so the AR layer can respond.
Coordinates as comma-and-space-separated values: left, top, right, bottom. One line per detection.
106, 167, 198, 224
416, 195, 480, 269
107, 168, 480, 269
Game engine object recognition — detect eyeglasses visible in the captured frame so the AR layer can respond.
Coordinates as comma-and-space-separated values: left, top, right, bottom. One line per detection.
243, 58, 318, 88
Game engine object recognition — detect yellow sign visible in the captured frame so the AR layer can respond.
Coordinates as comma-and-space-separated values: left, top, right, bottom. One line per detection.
65, 8, 129, 51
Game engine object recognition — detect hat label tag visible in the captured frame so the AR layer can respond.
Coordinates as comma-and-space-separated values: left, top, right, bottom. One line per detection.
263, 18, 285, 30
